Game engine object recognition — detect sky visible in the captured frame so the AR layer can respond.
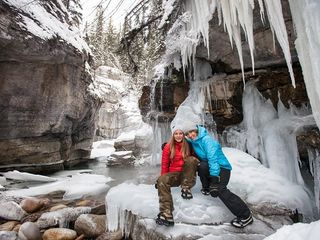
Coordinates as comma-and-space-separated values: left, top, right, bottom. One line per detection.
80, 0, 141, 29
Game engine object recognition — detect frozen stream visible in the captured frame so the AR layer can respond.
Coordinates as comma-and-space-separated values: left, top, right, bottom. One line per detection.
77, 160, 159, 199
2, 159, 159, 202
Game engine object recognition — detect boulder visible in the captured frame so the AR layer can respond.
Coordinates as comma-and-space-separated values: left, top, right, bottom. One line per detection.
0, 231, 17, 240
18, 222, 41, 240
74, 214, 106, 238
20, 197, 45, 213
42, 228, 77, 240
0, 201, 26, 221
0, 221, 19, 231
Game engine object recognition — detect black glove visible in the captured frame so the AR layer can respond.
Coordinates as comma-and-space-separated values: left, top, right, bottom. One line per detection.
209, 176, 220, 198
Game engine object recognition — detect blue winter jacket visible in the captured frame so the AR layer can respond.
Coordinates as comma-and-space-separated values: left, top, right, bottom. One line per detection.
188, 125, 232, 176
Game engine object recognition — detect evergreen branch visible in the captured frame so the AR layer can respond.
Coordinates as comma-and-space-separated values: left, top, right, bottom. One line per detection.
120, 14, 163, 73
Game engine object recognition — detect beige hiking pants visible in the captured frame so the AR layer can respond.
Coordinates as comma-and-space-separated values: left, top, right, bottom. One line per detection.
157, 156, 199, 215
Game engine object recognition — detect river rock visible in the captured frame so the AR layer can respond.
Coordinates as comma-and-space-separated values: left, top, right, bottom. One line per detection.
96, 230, 123, 240
18, 222, 41, 240
74, 214, 106, 238
0, 201, 27, 221
20, 197, 45, 213
42, 228, 77, 240
0, 231, 17, 240
0, 221, 19, 231
49, 204, 68, 212
106, 151, 135, 166
37, 207, 91, 229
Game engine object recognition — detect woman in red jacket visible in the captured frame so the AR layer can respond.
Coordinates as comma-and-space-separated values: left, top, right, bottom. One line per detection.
155, 128, 199, 227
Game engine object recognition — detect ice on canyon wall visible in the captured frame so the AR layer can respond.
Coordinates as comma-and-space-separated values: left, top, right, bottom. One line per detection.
225, 83, 315, 185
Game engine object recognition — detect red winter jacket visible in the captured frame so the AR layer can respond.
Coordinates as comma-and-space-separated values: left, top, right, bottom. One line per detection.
161, 142, 185, 175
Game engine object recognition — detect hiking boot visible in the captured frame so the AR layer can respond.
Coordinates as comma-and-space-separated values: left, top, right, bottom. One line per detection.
231, 214, 253, 228
201, 188, 210, 195
155, 212, 174, 227
181, 188, 193, 199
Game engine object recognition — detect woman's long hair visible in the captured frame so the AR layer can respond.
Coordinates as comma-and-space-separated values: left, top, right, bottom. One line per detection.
168, 134, 190, 160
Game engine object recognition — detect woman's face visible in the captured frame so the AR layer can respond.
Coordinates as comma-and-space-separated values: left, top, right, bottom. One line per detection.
186, 130, 198, 140
173, 130, 184, 142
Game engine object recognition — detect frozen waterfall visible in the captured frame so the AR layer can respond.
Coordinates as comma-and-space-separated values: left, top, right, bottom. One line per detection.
161, 0, 320, 130
288, 0, 320, 132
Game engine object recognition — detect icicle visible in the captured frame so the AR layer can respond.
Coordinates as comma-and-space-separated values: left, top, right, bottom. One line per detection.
307, 149, 320, 212
106, 200, 120, 231
241, 0, 255, 75
288, 0, 320, 131
219, 1, 234, 49
258, 0, 266, 24
263, 0, 296, 87
218, 0, 257, 83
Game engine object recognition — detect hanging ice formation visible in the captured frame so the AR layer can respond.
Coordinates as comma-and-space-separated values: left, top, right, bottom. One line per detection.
224, 83, 316, 185
170, 59, 225, 141
307, 149, 320, 212
160, 0, 295, 85
160, 0, 320, 132
288, 0, 320, 133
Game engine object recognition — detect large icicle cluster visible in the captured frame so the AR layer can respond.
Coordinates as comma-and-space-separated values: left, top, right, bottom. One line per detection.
160, 0, 295, 85
162, 0, 320, 132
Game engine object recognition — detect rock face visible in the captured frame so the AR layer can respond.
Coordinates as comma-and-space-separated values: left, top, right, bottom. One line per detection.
0, 1, 100, 172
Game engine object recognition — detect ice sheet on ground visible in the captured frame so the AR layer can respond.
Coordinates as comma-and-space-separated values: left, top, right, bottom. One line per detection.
6, 174, 113, 200
2, 170, 57, 182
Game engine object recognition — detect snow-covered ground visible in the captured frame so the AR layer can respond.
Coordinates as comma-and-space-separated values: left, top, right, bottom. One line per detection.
106, 147, 317, 239
1, 146, 318, 239
263, 220, 320, 240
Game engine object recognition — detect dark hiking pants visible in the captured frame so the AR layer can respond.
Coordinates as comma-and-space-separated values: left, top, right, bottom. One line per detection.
198, 161, 251, 218
157, 156, 199, 215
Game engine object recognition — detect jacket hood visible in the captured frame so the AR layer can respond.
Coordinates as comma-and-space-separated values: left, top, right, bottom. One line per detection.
197, 125, 208, 139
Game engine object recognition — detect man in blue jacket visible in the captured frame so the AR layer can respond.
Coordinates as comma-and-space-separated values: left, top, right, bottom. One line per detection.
185, 124, 253, 228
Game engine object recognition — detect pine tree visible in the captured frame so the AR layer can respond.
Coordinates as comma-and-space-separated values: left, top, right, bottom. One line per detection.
88, 4, 105, 67
105, 18, 118, 53
64, 0, 82, 27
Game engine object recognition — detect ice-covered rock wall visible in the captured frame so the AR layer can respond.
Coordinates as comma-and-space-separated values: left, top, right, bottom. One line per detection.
91, 66, 153, 157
